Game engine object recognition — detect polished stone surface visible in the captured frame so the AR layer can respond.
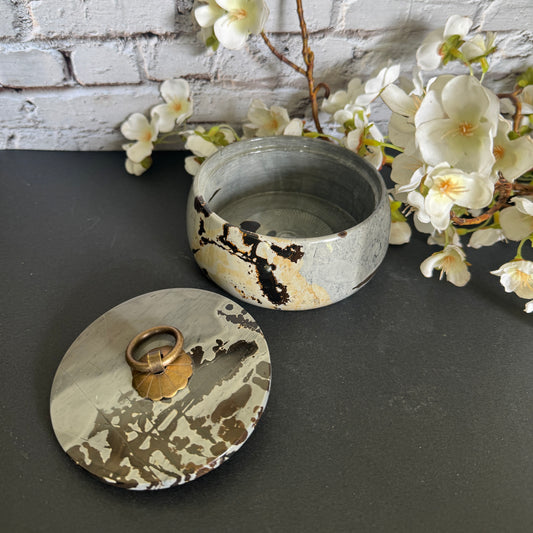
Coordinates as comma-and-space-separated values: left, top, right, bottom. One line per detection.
1, 150, 532, 532
187, 138, 390, 310
50, 288, 270, 490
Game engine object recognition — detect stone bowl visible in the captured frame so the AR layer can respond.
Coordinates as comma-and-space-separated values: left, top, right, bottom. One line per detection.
186, 136, 390, 310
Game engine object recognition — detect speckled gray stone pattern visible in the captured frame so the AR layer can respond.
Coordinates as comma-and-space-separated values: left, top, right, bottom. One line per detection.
187, 137, 390, 310
50, 288, 271, 490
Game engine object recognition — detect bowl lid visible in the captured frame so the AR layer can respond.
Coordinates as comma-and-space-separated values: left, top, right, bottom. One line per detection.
50, 288, 271, 490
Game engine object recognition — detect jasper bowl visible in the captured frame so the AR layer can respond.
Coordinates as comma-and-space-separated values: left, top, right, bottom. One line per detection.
186, 136, 390, 310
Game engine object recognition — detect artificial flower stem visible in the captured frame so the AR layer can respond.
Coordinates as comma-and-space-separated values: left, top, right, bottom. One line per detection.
457, 217, 493, 234
260, 31, 305, 75
295, 0, 327, 134
498, 89, 523, 133
364, 139, 404, 152
154, 131, 184, 145
512, 182, 533, 195
515, 237, 529, 259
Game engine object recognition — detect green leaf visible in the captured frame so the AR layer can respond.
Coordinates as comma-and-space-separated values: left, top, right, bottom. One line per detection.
343, 119, 355, 132
452, 205, 469, 217
440, 35, 465, 65
206, 35, 220, 52
389, 200, 407, 222
517, 67, 533, 88
518, 124, 532, 137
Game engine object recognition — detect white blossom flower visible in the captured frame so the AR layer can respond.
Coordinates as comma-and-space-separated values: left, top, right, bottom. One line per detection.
194, 0, 226, 29
491, 118, 533, 181
356, 64, 401, 107
381, 84, 419, 120
120, 113, 158, 163
499, 197, 533, 241
244, 99, 290, 137
414, 75, 454, 126
420, 244, 471, 286
185, 132, 219, 159
423, 164, 494, 231
389, 197, 412, 245
381, 74, 426, 156
407, 190, 431, 225
415, 75, 499, 176
322, 78, 365, 115
427, 226, 461, 247
512, 197, 533, 216
390, 221, 411, 245
185, 126, 236, 157
416, 15, 473, 71
388, 112, 417, 153
491, 260, 533, 299
125, 158, 149, 176
525, 300, 533, 313
520, 86, 533, 116
283, 118, 304, 136
184, 156, 202, 176
151, 79, 193, 133
343, 117, 385, 169
414, 215, 438, 236
184, 126, 237, 175
333, 104, 368, 129
461, 32, 496, 61
468, 228, 506, 248
390, 151, 426, 193
195, 0, 269, 50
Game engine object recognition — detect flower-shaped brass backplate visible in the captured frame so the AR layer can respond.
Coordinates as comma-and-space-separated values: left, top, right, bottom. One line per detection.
131, 346, 193, 401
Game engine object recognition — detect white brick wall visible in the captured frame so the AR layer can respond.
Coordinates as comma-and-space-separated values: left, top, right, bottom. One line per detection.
0, 0, 531, 150
28, 0, 177, 37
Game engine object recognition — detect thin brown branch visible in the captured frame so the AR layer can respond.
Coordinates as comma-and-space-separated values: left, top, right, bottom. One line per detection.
498, 90, 523, 133
512, 182, 533, 195
296, 0, 323, 133
314, 82, 331, 99
260, 32, 305, 75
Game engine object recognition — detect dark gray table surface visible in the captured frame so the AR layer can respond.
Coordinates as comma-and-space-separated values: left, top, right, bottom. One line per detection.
1, 150, 532, 533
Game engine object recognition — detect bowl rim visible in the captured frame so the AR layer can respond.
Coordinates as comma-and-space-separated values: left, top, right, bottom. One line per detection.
189, 136, 390, 243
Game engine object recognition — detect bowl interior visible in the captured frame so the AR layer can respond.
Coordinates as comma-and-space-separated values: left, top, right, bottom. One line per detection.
198, 139, 383, 239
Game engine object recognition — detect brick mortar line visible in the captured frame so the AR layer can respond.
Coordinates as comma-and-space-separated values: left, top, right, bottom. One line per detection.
0, 28, 528, 48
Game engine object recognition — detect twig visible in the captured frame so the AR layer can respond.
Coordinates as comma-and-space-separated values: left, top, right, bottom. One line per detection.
512, 182, 533, 195
498, 90, 523, 133
295, 0, 329, 133
260, 32, 305, 75
260, 1, 330, 133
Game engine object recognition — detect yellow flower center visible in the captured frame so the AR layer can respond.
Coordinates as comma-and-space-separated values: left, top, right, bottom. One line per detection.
437, 177, 467, 200
268, 118, 279, 131
441, 254, 457, 271
516, 270, 533, 290
493, 144, 505, 160
458, 122, 476, 136
230, 8, 247, 21
171, 101, 182, 113
141, 130, 153, 142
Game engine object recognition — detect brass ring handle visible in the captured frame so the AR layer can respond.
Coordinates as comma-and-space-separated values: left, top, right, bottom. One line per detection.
125, 326, 184, 373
